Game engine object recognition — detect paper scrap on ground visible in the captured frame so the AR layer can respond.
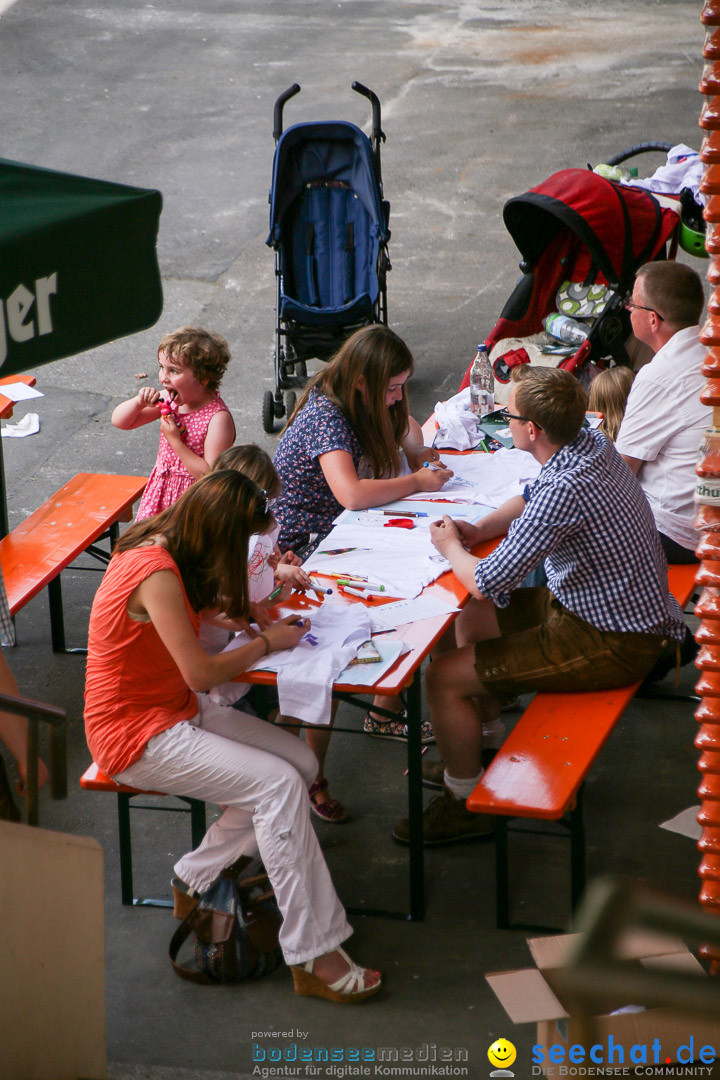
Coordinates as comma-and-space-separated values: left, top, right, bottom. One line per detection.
0, 383, 43, 402
220, 605, 372, 725
336, 638, 409, 686
405, 448, 541, 507
1, 412, 40, 438
659, 805, 701, 840
367, 594, 460, 633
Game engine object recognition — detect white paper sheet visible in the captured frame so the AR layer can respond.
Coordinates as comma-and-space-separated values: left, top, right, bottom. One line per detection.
336, 638, 409, 685
305, 522, 453, 599
367, 595, 460, 633
659, 805, 702, 840
0, 383, 43, 402
404, 448, 541, 508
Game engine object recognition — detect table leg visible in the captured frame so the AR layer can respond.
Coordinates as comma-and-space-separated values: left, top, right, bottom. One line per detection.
405, 670, 425, 921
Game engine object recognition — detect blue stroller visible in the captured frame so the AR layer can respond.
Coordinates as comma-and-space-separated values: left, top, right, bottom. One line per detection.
263, 82, 391, 432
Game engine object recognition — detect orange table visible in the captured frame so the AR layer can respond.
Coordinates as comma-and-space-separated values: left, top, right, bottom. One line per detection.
239, 520, 499, 921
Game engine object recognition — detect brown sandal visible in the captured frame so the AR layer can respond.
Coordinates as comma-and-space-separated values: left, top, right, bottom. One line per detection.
309, 778, 347, 823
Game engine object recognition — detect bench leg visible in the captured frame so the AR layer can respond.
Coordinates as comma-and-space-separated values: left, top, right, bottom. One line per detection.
570, 786, 586, 915
188, 798, 206, 849
495, 816, 510, 930
117, 793, 134, 907
406, 671, 425, 921
47, 577, 67, 654
48, 576, 87, 654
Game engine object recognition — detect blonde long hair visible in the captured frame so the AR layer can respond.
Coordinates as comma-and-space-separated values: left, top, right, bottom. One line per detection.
588, 366, 635, 442
287, 324, 414, 478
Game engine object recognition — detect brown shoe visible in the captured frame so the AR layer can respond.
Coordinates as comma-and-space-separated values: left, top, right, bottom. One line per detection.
392, 786, 495, 846
421, 758, 445, 791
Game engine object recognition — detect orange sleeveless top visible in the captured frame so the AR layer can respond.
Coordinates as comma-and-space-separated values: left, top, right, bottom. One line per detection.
84, 546, 201, 776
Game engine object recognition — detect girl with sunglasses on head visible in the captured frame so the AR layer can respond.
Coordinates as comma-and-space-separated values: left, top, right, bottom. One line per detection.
84, 470, 381, 1003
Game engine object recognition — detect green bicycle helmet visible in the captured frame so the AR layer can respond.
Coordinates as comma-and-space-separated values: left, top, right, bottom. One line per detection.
679, 187, 708, 258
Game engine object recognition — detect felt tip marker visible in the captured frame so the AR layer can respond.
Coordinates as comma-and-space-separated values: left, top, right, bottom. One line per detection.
314, 570, 368, 582
341, 585, 375, 600
308, 578, 332, 596
268, 584, 283, 601
337, 579, 385, 592
422, 461, 444, 471
368, 509, 428, 518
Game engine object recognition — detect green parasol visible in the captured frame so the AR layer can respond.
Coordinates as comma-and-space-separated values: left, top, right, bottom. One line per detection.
0, 157, 162, 375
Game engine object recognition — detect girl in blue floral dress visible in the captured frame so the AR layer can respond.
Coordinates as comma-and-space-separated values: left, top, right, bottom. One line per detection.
273, 325, 452, 818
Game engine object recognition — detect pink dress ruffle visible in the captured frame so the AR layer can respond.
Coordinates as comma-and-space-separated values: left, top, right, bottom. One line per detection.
136, 394, 230, 521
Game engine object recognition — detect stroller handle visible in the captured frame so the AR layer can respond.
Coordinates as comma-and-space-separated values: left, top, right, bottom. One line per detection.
273, 83, 301, 141
352, 81, 385, 147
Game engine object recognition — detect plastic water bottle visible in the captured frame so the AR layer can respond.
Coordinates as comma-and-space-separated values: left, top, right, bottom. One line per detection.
544, 313, 589, 347
469, 344, 494, 417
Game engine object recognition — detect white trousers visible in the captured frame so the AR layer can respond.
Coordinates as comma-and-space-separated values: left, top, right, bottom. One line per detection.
114, 695, 352, 965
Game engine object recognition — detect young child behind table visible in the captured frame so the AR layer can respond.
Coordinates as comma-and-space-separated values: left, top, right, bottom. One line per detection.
209, 445, 346, 822
212, 444, 310, 603
203, 446, 312, 716
588, 366, 635, 442
112, 326, 236, 521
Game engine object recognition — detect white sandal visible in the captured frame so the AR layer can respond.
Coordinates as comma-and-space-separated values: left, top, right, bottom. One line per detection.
291, 946, 381, 1003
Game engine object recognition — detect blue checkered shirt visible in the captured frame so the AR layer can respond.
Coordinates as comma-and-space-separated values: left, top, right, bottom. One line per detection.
475, 428, 685, 640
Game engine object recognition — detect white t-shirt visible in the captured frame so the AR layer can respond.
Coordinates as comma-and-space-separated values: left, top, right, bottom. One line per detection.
615, 325, 710, 550
205, 526, 279, 706
247, 525, 279, 603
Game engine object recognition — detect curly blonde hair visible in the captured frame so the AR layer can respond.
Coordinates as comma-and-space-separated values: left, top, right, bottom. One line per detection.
158, 326, 231, 392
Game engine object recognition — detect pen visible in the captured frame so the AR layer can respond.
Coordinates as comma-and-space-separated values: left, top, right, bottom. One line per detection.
341, 585, 375, 600
313, 570, 368, 582
308, 578, 332, 595
268, 583, 283, 601
422, 462, 444, 471
316, 547, 370, 556
368, 509, 428, 518
337, 579, 385, 592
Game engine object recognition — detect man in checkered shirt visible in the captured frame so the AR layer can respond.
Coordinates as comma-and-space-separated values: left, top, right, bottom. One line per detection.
393, 366, 686, 847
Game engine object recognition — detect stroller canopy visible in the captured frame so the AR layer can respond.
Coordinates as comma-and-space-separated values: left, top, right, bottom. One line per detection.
267, 121, 388, 245
487, 168, 679, 351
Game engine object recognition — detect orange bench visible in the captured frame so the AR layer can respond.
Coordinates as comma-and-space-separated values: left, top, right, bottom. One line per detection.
80, 761, 206, 907
1, 472, 146, 651
466, 562, 699, 930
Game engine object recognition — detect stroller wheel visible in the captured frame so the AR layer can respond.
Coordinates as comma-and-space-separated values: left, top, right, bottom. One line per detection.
262, 390, 275, 434
284, 391, 297, 420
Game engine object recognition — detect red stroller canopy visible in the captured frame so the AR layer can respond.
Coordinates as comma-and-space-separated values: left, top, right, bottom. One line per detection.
484, 168, 680, 357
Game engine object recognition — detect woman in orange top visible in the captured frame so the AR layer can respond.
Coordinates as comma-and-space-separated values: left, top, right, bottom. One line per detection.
84, 470, 380, 1003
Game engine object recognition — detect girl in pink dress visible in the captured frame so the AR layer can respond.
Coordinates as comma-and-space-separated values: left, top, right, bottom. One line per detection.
112, 326, 236, 520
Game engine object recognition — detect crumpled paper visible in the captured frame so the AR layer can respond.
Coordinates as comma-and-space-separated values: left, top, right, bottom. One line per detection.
1, 413, 40, 438
433, 388, 479, 450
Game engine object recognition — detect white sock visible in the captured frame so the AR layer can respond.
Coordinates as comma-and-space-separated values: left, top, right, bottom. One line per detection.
444, 770, 483, 801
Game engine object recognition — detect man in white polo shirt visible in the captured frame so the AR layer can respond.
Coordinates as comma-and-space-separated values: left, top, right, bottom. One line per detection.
615, 260, 709, 564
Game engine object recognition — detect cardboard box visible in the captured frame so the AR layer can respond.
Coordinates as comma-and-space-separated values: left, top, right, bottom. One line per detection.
487, 931, 720, 1077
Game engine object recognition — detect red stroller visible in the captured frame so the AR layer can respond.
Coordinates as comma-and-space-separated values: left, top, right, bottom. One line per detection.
460, 161, 682, 389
